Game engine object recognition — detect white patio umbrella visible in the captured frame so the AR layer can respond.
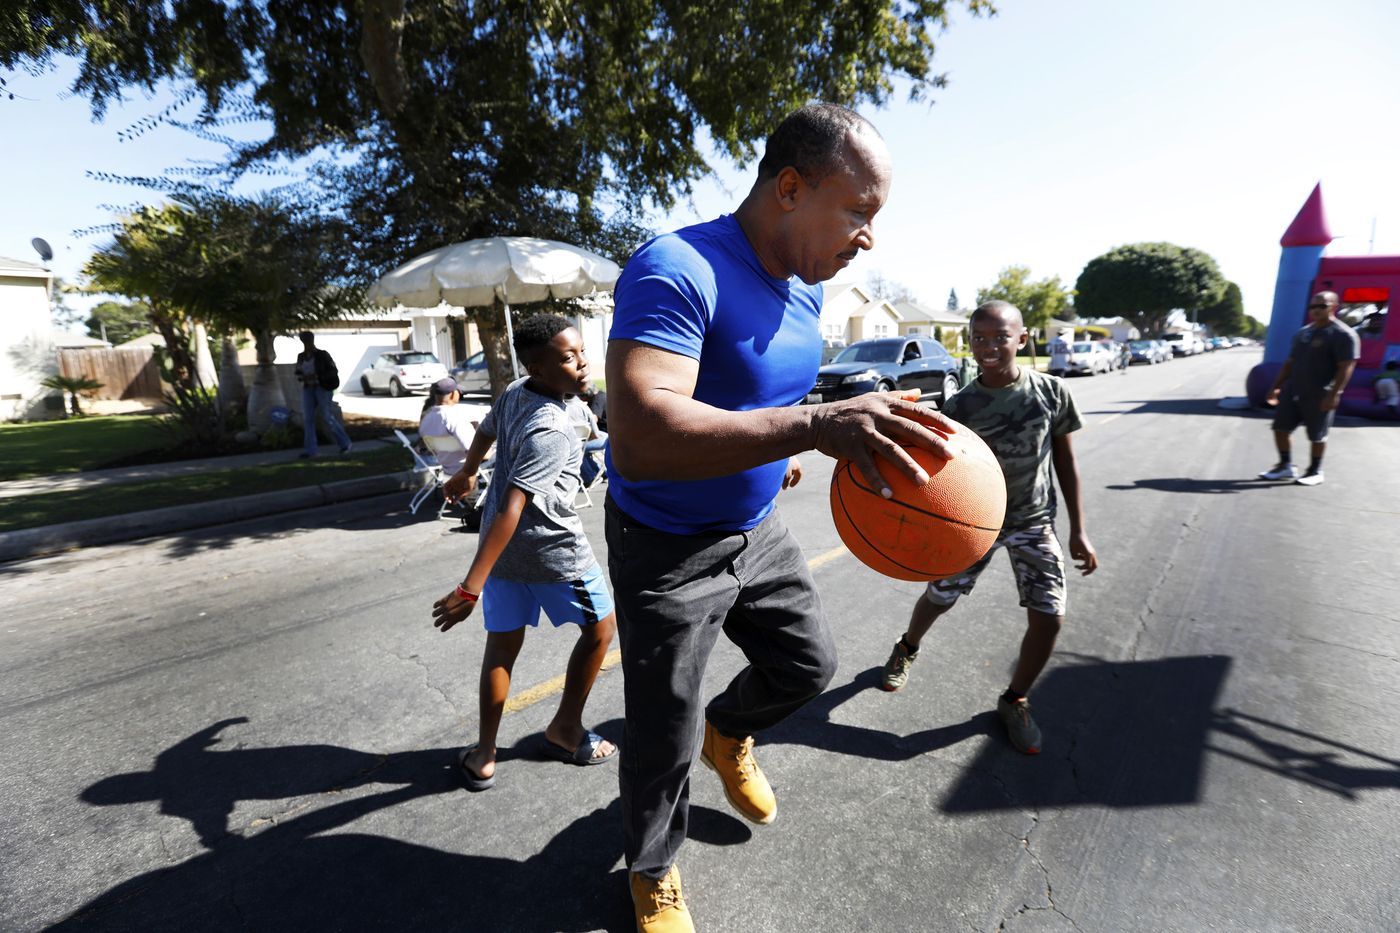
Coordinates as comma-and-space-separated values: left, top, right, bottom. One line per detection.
367, 236, 622, 378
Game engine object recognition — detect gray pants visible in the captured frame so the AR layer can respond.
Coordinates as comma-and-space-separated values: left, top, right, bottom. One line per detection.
604, 497, 837, 878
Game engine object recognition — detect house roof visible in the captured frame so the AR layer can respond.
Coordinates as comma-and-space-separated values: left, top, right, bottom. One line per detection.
847, 299, 904, 321
892, 300, 969, 327
51, 330, 110, 348
0, 255, 53, 280
117, 332, 166, 348
821, 281, 871, 306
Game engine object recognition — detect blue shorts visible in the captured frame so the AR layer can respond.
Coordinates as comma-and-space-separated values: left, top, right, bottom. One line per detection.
481, 563, 615, 633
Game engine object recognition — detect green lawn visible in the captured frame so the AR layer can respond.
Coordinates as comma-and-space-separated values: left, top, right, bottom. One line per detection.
0, 446, 410, 532
0, 416, 174, 481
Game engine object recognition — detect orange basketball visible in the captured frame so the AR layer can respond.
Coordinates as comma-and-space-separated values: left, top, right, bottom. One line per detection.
829, 423, 1006, 581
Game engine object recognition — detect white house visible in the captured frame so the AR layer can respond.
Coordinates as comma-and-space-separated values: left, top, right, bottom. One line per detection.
820, 282, 902, 343
892, 301, 970, 343
1084, 316, 1141, 342
0, 255, 56, 421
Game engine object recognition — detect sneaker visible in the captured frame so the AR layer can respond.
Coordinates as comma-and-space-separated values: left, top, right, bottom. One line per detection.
700, 721, 776, 824
1295, 468, 1324, 486
1257, 462, 1298, 481
880, 639, 919, 692
631, 866, 694, 933
996, 696, 1043, 755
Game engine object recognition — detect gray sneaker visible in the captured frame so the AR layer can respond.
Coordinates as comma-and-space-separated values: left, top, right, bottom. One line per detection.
997, 696, 1043, 755
1295, 468, 1324, 486
880, 639, 919, 692
1258, 462, 1298, 481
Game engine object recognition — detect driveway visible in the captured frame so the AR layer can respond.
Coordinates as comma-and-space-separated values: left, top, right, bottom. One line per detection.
337, 386, 492, 425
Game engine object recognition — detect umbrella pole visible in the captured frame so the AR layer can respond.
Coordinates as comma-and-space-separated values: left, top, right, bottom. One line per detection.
503, 301, 521, 380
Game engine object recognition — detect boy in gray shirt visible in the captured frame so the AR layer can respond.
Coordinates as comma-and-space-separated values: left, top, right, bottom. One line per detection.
431, 314, 617, 791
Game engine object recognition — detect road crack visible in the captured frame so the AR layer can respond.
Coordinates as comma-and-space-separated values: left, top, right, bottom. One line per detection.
996, 813, 1082, 931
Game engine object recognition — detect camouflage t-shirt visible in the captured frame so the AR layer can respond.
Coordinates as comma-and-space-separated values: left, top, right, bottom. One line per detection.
942, 367, 1082, 530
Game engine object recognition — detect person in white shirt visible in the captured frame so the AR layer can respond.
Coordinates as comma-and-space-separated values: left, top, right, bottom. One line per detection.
419, 377, 479, 477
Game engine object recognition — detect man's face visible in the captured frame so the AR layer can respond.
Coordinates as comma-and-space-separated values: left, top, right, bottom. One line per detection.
526, 327, 592, 396
1308, 292, 1337, 325
776, 131, 892, 285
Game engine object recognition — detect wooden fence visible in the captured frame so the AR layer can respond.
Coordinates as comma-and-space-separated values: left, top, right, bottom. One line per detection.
57, 347, 164, 400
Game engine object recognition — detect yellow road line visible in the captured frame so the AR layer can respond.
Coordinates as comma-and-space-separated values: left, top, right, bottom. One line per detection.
501, 545, 850, 716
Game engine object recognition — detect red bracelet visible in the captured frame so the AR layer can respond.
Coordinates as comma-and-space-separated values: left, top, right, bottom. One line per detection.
455, 584, 479, 603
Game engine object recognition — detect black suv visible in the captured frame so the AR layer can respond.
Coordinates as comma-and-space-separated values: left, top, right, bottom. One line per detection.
806, 336, 962, 406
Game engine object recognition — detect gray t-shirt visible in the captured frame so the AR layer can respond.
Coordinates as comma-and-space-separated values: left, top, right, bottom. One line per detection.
478, 378, 596, 582
941, 367, 1082, 530
1286, 320, 1359, 399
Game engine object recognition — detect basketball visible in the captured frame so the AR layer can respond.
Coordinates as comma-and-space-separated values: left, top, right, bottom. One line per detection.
829, 425, 1006, 581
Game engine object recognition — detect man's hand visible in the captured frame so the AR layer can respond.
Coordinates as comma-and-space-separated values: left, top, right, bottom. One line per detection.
782, 457, 802, 490
1069, 530, 1098, 575
1318, 392, 1341, 412
432, 589, 478, 632
811, 390, 957, 498
443, 471, 477, 504
1265, 387, 1281, 408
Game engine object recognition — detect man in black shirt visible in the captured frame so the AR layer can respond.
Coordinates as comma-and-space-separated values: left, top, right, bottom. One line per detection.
1257, 291, 1359, 486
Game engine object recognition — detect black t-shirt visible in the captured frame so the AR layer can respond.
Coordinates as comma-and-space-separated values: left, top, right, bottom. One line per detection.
1286, 320, 1359, 398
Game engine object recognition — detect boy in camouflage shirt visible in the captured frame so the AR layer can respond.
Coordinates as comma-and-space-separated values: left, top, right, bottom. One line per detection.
880, 301, 1098, 754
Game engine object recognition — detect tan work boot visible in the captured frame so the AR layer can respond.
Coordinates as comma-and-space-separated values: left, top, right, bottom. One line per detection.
631, 865, 694, 933
699, 720, 776, 824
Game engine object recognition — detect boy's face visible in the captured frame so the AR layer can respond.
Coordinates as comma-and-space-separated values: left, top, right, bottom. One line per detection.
525, 327, 591, 396
968, 309, 1028, 377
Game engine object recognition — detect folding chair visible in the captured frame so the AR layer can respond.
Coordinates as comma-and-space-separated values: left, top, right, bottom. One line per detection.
394, 429, 447, 516
423, 432, 498, 524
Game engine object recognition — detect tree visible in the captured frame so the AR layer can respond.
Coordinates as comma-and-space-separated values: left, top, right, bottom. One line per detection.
976, 265, 1073, 332
3, 0, 994, 391
865, 270, 916, 304
1198, 281, 1246, 336
40, 374, 103, 417
947, 288, 960, 312
86, 300, 153, 346
1075, 243, 1227, 338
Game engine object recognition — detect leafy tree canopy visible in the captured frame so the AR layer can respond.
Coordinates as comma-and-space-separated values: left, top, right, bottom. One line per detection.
975, 265, 1073, 332
1075, 242, 1227, 338
86, 299, 153, 346
946, 287, 959, 311
1197, 280, 1248, 335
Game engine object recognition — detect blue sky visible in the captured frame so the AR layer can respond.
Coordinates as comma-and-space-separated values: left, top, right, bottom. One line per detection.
4, 0, 1398, 328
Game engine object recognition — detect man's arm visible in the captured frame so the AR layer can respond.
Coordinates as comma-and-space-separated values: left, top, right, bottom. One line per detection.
1319, 359, 1358, 412
1266, 358, 1294, 405
605, 339, 957, 496
1051, 432, 1097, 575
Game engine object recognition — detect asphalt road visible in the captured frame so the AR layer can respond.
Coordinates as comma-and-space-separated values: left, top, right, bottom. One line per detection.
2, 350, 1397, 932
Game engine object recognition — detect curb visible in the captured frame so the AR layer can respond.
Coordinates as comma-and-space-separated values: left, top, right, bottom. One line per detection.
0, 470, 420, 564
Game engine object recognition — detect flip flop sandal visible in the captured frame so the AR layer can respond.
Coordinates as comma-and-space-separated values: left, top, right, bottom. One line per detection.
457, 744, 495, 791
543, 730, 617, 767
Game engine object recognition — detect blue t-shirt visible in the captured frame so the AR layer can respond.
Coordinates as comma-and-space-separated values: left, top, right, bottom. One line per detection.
606, 214, 823, 534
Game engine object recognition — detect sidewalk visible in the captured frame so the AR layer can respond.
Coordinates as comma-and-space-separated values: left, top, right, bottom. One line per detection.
0, 437, 423, 563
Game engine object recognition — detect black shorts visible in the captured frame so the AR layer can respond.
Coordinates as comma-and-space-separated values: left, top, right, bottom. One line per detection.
1272, 393, 1335, 442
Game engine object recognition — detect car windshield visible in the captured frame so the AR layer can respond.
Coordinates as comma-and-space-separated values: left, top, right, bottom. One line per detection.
1072, 342, 1094, 353
456, 352, 484, 368
1164, 334, 1184, 342
1130, 341, 1151, 349
393, 352, 439, 365
833, 342, 901, 364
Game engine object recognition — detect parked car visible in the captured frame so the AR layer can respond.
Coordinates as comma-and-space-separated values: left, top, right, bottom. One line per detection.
1128, 339, 1168, 364
1162, 333, 1205, 357
360, 350, 449, 396
449, 350, 491, 394
808, 336, 962, 406
1065, 340, 1115, 375
820, 339, 847, 364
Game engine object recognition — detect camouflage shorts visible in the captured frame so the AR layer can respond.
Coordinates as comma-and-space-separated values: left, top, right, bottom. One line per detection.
924, 523, 1067, 616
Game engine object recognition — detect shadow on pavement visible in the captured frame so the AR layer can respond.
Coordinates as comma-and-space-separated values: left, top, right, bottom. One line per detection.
1082, 398, 1273, 419
61, 717, 678, 932
1105, 477, 1284, 495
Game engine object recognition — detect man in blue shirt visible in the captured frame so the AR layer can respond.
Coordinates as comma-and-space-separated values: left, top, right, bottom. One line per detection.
605, 103, 956, 932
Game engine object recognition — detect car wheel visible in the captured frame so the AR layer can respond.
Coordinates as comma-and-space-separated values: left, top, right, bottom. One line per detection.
360, 375, 373, 395
942, 374, 958, 402
875, 380, 895, 394
389, 377, 406, 398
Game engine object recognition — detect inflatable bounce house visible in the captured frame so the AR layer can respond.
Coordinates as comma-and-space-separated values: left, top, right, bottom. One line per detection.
1246, 184, 1400, 417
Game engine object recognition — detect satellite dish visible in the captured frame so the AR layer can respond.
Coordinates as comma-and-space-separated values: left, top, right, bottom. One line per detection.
31, 237, 53, 263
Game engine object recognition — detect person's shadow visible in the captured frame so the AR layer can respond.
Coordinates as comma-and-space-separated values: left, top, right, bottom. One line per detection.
66, 718, 748, 931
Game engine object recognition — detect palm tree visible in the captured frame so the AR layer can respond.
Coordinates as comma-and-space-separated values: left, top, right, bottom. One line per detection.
40, 374, 104, 417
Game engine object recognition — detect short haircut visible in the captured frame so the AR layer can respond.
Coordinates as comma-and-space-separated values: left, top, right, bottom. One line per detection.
512, 313, 573, 363
969, 300, 1024, 328
756, 103, 879, 186
298, 330, 314, 340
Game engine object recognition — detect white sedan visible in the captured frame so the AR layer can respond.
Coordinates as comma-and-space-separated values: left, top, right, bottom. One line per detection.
359, 351, 449, 396
1066, 341, 1115, 376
